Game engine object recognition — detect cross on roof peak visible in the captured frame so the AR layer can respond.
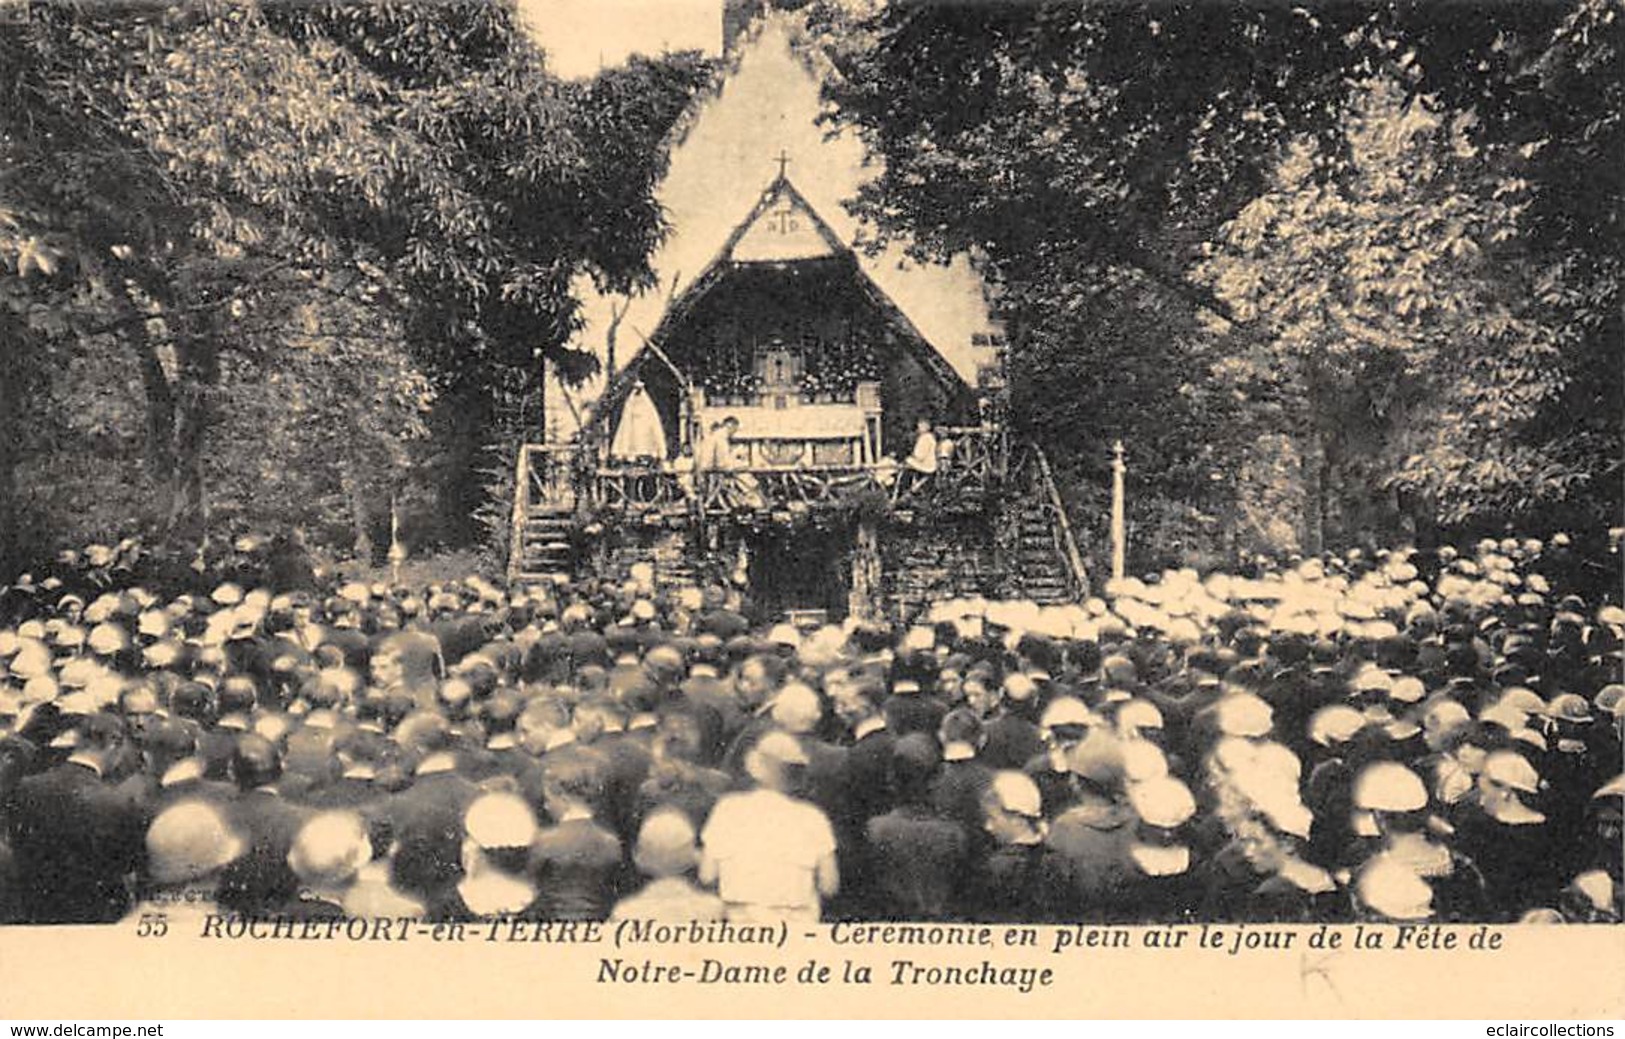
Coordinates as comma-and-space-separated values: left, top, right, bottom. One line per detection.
774, 148, 790, 181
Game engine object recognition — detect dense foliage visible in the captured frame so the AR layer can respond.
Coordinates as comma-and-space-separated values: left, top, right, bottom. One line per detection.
0, 0, 713, 573
2, 0, 1617, 578
805, 0, 1621, 565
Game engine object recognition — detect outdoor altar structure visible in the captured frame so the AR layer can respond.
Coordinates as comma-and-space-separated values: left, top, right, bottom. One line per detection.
509, 172, 1088, 622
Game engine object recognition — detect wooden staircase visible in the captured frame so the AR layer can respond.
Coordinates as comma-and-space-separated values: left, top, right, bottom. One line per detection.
514, 506, 575, 582
509, 443, 701, 587
1010, 500, 1075, 603
1002, 445, 1091, 604
508, 444, 580, 584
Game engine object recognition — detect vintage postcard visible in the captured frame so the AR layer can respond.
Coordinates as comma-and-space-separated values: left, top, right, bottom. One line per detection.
1, 0, 1621, 1021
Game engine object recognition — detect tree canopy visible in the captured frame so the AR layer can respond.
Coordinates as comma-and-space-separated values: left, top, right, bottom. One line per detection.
2, 0, 1617, 577
806, 0, 1620, 563
0, 0, 714, 572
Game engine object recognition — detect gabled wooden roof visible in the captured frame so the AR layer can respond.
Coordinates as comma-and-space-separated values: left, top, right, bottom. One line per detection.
585, 174, 973, 440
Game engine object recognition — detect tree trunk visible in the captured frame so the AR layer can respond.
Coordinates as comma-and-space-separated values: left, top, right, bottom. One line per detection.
166, 341, 217, 551
1298, 358, 1334, 557
341, 456, 374, 562
0, 410, 15, 576
131, 319, 180, 523
1302, 424, 1326, 556
1321, 434, 1341, 550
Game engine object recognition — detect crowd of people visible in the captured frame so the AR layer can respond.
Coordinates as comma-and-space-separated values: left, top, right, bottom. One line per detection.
0, 533, 1620, 927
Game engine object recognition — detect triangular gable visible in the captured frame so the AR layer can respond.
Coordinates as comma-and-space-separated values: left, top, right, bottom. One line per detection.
716, 178, 967, 396
582, 175, 975, 444
553, 20, 1003, 447
722, 176, 847, 263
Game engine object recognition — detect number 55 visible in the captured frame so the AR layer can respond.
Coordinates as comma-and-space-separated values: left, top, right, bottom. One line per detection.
136, 912, 169, 938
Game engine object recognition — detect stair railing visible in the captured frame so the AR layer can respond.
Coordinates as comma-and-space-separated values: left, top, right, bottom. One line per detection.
509, 443, 587, 582
507, 444, 533, 584
1029, 444, 1092, 601
936, 423, 1006, 492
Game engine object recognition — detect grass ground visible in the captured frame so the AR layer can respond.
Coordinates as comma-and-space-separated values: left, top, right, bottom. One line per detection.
324, 548, 499, 588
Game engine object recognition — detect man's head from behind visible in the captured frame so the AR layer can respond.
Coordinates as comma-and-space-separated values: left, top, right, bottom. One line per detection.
288, 810, 373, 893
230, 733, 282, 792
540, 752, 603, 821
633, 808, 701, 879
744, 731, 808, 793
981, 771, 1046, 846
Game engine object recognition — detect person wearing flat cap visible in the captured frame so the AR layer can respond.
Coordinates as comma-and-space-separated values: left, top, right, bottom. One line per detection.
141, 717, 233, 810
1575, 773, 1623, 886
126, 798, 247, 926
1118, 776, 1202, 923
429, 792, 540, 922
980, 673, 1046, 770
931, 708, 995, 838
321, 623, 371, 673
701, 731, 838, 922
1540, 691, 1609, 880
1557, 868, 1621, 924
1347, 762, 1486, 921
882, 651, 947, 738
768, 682, 847, 823
1354, 854, 1437, 922
1025, 696, 1096, 817
675, 638, 737, 761
633, 713, 732, 833
574, 698, 654, 847
430, 611, 492, 673
1344, 762, 1429, 856
1452, 749, 1554, 918
281, 671, 357, 784
1041, 732, 1139, 920
696, 600, 750, 643
966, 770, 1052, 921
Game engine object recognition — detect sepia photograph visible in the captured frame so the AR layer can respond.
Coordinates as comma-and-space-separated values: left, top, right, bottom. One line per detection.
0, 0, 1621, 1020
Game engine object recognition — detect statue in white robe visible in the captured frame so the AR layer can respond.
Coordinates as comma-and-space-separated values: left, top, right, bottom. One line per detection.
610, 384, 669, 462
